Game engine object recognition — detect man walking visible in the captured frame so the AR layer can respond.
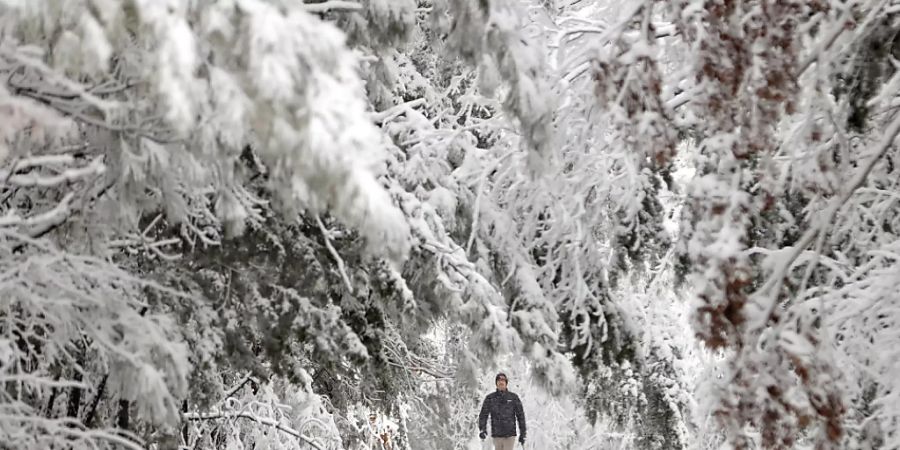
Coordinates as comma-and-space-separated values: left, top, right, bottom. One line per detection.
478, 372, 526, 449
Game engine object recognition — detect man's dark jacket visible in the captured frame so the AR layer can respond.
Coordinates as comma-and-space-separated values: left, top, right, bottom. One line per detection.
478, 390, 526, 439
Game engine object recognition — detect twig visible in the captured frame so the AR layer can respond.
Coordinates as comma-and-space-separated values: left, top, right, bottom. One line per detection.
666, 86, 696, 111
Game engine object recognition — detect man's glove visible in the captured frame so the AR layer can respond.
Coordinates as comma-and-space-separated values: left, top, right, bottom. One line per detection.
519, 436, 525, 445
479, 431, 486, 440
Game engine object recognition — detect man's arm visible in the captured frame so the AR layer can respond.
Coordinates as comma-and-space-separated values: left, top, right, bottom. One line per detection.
478, 395, 490, 433
514, 394, 526, 439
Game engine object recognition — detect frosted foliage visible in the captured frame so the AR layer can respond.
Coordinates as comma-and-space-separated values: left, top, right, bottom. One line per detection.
1, 0, 411, 262
202, 0, 412, 263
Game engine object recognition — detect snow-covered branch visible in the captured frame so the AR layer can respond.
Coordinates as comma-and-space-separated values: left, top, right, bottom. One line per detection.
0, 156, 104, 187
302, 0, 363, 13
754, 111, 900, 328
183, 411, 326, 450
373, 98, 427, 124
315, 215, 353, 293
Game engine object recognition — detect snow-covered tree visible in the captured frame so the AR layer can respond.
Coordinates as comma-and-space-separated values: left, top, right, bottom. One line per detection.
6, 0, 900, 449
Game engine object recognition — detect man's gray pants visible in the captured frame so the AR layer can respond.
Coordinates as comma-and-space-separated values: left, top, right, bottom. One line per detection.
492, 437, 516, 450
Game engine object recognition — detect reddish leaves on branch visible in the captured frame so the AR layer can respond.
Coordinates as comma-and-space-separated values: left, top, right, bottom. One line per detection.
670, 0, 846, 447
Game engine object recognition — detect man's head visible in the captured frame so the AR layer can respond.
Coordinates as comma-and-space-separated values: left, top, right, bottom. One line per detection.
369, 413, 377, 424
495, 372, 508, 391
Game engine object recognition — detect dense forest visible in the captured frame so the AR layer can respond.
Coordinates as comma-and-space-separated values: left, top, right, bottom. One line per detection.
1, 0, 899, 449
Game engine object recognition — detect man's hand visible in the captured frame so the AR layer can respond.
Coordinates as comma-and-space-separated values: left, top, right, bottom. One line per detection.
519, 436, 525, 445
479, 431, 486, 440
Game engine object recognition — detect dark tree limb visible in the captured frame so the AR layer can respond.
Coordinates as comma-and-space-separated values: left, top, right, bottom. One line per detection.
66, 345, 85, 419
44, 378, 60, 418
117, 399, 130, 430
82, 373, 108, 427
